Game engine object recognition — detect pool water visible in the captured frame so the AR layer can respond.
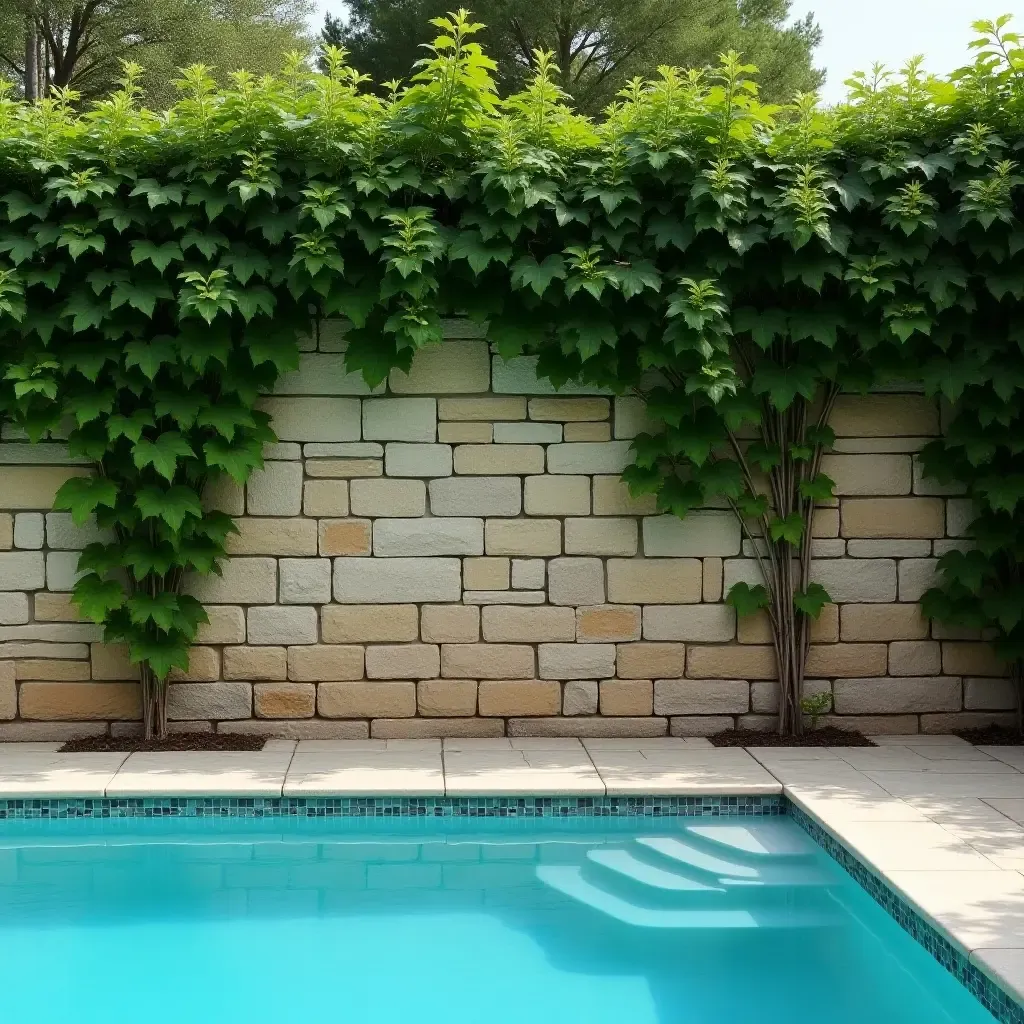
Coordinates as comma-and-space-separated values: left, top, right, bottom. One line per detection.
0, 814, 998, 1023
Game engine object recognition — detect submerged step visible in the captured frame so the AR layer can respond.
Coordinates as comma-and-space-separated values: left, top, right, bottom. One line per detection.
636, 837, 760, 879
586, 849, 724, 892
683, 822, 817, 858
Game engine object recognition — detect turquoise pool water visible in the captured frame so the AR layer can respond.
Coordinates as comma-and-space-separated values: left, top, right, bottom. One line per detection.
0, 814, 998, 1023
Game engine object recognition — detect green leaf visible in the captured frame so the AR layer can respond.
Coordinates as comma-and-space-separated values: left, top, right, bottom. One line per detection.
132, 432, 194, 481
72, 573, 124, 623
124, 338, 177, 380
127, 635, 190, 681
725, 581, 771, 617
799, 473, 836, 501
107, 411, 154, 443
751, 363, 818, 411
135, 485, 203, 531
128, 592, 182, 631
510, 255, 566, 296
769, 512, 805, 545
204, 437, 264, 485
794, 583, 831, 619
53, 476, 118, 525
448, 231, 512, 274
130, 241, 183, 273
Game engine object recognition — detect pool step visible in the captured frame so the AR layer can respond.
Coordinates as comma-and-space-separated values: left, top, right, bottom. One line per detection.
683, 822, 817, 858
585, 849, 724, 892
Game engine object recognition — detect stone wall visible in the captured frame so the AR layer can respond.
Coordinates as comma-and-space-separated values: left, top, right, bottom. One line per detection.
0, 320, 1014, 739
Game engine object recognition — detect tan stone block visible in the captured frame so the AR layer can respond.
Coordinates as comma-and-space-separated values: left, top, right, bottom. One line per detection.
167, 647, 220, 682
538, 643, 615, 679
439, 397, 526, 421
222, 646, 287, 681
220, 719, 369, 739
564, 423, 610, 441
454, 444, 544, 475
485, 519, 561, 556
920, 711, 1015, 733
254, 683, 315, 718
737, 605, 838, 644
365, 643, 439, 679
464, 557, 510, 590
617, 642, 685, 679
226, 518, 317, 555
0, 467, 89, 511
350, 479, 425, 517
565, 517, 638, 556
195, 606, 245, 645
15, 659, 90, 680
821, 454, 912, 495
478, 679, 561, 716
813, 507, 840, 538
687, 645, 776, 679
548, 557, 604, 606
669, 716, 737, 736
203, 474, 244, 515
0, 662, 13, 718
942, 642, 1007, 676
418, 679, 477, 716
288, 645, 365, 681
421, 605, 480, 643
804, 642, 887, 678
523, 476, 590, 516
183, 557, 276, 604
90, 642, 139, 680
592, 476, 658, 515
655, 679, 749, 714
319, 519, 372, 556
840, 603, 929, 641
832, 676, 961, 714
841, 498, 944, 539
577, 606, 641, 642
0, 513, 11, 549
702, 557, 723, 601
33, 592, 84, 622
829, 394, 939, 437
321, 604, 419, 643
303, 480, 349, 517
529, 398, 610, 422
599, 679, 653, 716
389, 340, 490, 393
20, 681, 140, 720
482, 606, 575, 642
607, 559, 701, 603
372, 717, 504, 738
964, 677, 1017, 710
441, 644, 534, 679
305, 459, 383, 478
438, 423, 492, 443
319, 681, 416, 718
507, 716, 667, 737
889, 640, 941, 676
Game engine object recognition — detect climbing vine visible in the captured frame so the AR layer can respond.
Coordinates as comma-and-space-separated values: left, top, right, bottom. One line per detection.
0, 12, 1023, 736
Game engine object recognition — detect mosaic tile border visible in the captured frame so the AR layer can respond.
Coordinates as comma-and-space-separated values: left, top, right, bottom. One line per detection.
0, 794, 784, 819
790, 803, 1023, 1024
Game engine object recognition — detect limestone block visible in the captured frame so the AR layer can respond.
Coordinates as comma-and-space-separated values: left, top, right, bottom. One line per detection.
287, 645, 364, 681
547, 441, 632, 474
319, 519, 372, 556
220, 719, 369, 739
889, 640, 942, 676
315, 319, 351, 351
222, 646, 287, 681
841, 498, 944, 539
492, 356, 610, 396
363, 398, 437, 442
599, 679, 653, 716
482, 606, 576, 642
0, 642, 89, 661
438, 397, 526, 421
820, 454, 912, 495
441, 644, 535, 678
641, 513, 741, 557
421, 605, 480, 643
964, 677, 1017, 710
613, 396, 656, 439
303, 480, 349, 517
670, 716, 737, 737
847, 540, 931, 557
485, 519, 561, 556
538, 643, 615, 680
547, 557, 605, 606
529, 398, 610, 421
203, 475, 244, 515
305, 443, 383, 458
564, 423, 611, 441
592, 476, 658, 515
90, 642, 139, 680
256, 397, 360, 442
751, 678, 830, 715
607, 558, 702, 604
912, 458, 965, 496
305, 459, 382, 478
263, 443, 301, 460
44, 513, 109, 550
372, 717, 503, 738
167, 647, 220, 682
0, 467, 89, 510
897, 559, 940, 602
15, 659, 90, 680
373, 517, 483, 556
366, 644, 440, 680
384, 443, 453, 477
565, 517, 638, 556
524, 475, 590, 516
322, 604, 419, 643
350, 478, 426, 517
494, 422, 562, 443
811, 559, 897, 603
167, 682, 252, 720
454, 444, 544, 475
255, 683, 316, 718
439, 423, 492, 443
464, 591, 544, 605
31, 593, 81, 625
946, 499, 975, 538
0, 662, 13, 718
576, 605, 641, 642
319, 681, 417, 718
805, 643, 888, 678
418, 679, 477, 716
0, 594, 29, 625
478, 679, 561, 716
389, 340, 490, 394
45, 552, 84, 591
840, 603, 929, 641
279, 558, 332, 604
702, 558, 723, 601
429, 477, 521, 516
0, 552, 44, 590
246, 461, 303, 516
654, 679, 749, 714
507, 716, 667, 738
0, 513, 10, 549
942, 642, 1006, 676
275, 352, 377, 395
226, 518, 317, 556
13, 513, 43, 549
247, 606, 318, 645
334, 557, 461, 603
21, 681, 141, 720
832, 677, 961, 714
511, 559, 545, 590
464, 557, 509, 590
617, 642, 685, 679
0, 442, 85, 465
829, 395, 939, 437
687, 645, 776, 679
563, 679, 599, 715
737, 606, 837, 645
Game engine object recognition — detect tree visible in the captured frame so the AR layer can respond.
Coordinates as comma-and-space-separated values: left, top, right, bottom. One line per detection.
325, 0, 822, 111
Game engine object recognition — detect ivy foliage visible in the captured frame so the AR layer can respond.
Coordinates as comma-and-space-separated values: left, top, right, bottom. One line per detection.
0, 12, 1022, 734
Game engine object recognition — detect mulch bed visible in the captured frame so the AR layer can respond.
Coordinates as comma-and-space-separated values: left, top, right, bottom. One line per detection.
59, 733, 269, 753
709, 726, 874, 748
954, 725, 1024, 746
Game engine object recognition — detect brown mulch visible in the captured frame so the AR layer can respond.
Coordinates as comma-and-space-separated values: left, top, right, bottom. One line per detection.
709, 727, 875, 748
59, 733, 269, 753
954, 725, 1024, 747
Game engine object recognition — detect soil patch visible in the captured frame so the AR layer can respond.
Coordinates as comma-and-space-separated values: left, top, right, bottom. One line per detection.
709, 727, 874, 748
59, 733, 269, 753
954, 725, 1024, 746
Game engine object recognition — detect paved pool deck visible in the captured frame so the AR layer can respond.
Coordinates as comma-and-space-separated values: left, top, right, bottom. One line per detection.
1, 734, 1023, 1006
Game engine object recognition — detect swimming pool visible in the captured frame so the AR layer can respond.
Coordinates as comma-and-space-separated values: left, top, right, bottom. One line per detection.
0, 809, 1001, 1023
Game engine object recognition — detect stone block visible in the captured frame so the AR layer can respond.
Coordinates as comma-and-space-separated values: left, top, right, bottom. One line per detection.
946, 499, 975, 538
15, 659, 90, 680
263, 443, 301, 459
33, 592, 82, 622
482, 606, 576, 642
254, 683, 315, 718
840, 603, 929, 641
438, 397, 526, 421
964, 677, 1017, 710
319, 681, 416, 718
942, 642, 1006, 676
389, 340, 490, 394
45, 552, 84, 591
805, 643, 888, 678
305, 459, 382, 478
607, 559, 702, 604
478, 679, 561, 716
279, 558, 332, 604
421, 605, 479, 643
920, 712, 1016, 734
13, 512, 43, 549
90, 642, 139, 680
548, 557, 605, 606
547, 441, 632, 474
485, 519, 561, 556
829, 395, 939, 437
889, 638, 943, 676
492, 356, 609, 396
20, 681, 141, 720
384, 443, 453, 477
577, 605, 641, 642
257, 397, 360, 442
165, 682, 251, 720
418, 679, 477, 716
222, 646, 287, 681
454, 444, 544, 475
167, 647, 220, 682
0, 593, 29, 625
203, 475, 244, 515
564, 423, 610, 441
898, 559, 940, 602
0, 641, 89, 661
507, 717, 667, 738
512, 559, 545, 590
247, 606, 318, 645
592, 476, 658, 516
494, 422, 562, 443
669, 716, 737, 737
319, 519, 372, 556
642, 513, 741, 557
220, 719, 369, 739
226, 518, 317, 556
702, 558, 723, 602
613, 396, 655, 439
274, 352, 376, 395
287, 644, 364, 681
322, 604, 419, 642
350, 479, 426, 518
599, 679, 653, 716
374, 518, 483, 556
529, 398, 609, 422
246, 461, 303, 516
617, 642, 685, 679
751, 678, 830, 715
642, 604, 736, 641
0, 552, 44, 590
0, 662, 12, 718
524, 476, 590, 516
428, 477, 521, 517
0, 512, 10, 549
847, 540, 932, 557
305, 443, 383, 458
441, 644, 534, 679
363, 398, 437, 441
841, 497, 944, 538
0, 467, 89, 510
687, 645, 776, 679
832, 677, 962, 714
372, 717, 503, 738
737, 606, 837, 644
439, 423, 492, 443
538, 643, 615, 680
463, 557, 509, 590
654, 679, 749, 714
564, 517, 638, 556
365, 644, 440, 680
563, 679, 598, 715
820, 454, 912, 495
810, 559, 897, 603
334, 557, 460, 603
464, 591, 544, 605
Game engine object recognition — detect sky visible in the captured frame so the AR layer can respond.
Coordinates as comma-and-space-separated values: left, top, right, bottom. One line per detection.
309, 0, 1024, 104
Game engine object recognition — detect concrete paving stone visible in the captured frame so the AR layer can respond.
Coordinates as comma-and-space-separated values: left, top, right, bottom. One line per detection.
971, 948, 1024, 1004
443, 743, 604, 796
0, 752, 128, 797
285, 745, 444, 796
107, 752, 292, 797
